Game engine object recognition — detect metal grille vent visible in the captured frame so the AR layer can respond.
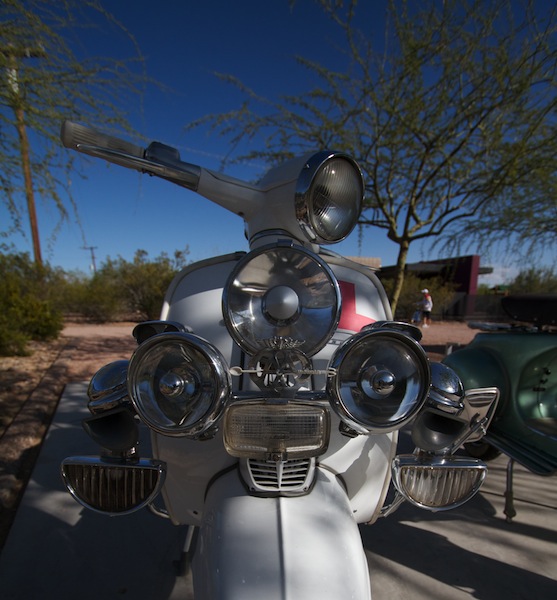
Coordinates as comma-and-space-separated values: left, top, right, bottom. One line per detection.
61, 457, 165, 515
242, 457, 315, 496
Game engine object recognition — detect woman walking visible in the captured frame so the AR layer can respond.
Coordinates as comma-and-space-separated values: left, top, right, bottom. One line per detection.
420, 289, 433, 327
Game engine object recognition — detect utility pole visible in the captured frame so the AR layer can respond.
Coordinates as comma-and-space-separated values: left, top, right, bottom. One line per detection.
82, 245, 98, 274
2, 44, 46, 267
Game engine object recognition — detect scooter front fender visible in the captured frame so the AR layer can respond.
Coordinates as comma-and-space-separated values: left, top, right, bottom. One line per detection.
193, 467, 371, 600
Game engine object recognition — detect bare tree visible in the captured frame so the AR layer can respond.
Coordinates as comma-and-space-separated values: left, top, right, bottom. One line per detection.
455, 164, 557, 262
192, 0, 557, 312
0, 0, 148, 266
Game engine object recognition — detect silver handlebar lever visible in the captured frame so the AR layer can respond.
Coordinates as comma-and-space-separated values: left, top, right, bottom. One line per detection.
60, 120, 202, 191
61, 120, 145, 158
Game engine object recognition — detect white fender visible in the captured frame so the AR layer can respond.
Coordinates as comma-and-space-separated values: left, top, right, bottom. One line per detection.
193, 467, 371, 600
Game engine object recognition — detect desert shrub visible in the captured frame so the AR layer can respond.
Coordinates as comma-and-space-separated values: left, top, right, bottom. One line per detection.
0, 253, 64, 355
62, 248, 189, 322
104, 249, 188, 320
63, 272, 125, 323
507, 267, 557, 294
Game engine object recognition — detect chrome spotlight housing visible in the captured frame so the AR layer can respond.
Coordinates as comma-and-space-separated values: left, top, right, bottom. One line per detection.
87, 360, 130, 414
127, 332, 231, 438
411, 362, 468, 454
295, 151, 364, 244
427, 362, 465, 415
223, 242, 341, 357
392, 454, 487, 511
327, 323, 430, 434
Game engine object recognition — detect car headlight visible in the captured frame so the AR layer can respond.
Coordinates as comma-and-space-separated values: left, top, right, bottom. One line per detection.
127, 332, 231, 438
295, 151, 363, 244
327, 323, 430, 433
223, 242, 341, 357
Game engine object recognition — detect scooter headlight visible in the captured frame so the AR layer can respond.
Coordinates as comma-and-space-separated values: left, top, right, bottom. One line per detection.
223, 400, 330, 460
127, 332, 231, 438
296, 151, 363, 244
223, 242, 341, 357
327, 323, 430, 433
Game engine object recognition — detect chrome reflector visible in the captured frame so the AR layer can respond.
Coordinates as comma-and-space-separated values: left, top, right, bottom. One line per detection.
223, 401, 329, 459
392, 455, 487, 511
61, 456, 165, 515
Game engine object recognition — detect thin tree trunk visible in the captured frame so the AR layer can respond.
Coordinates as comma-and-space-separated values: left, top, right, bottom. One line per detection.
389, 241, 410, 317
15, 103, 42, 267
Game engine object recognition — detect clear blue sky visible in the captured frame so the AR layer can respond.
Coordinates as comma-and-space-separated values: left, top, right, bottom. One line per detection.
3, 0, 527, 284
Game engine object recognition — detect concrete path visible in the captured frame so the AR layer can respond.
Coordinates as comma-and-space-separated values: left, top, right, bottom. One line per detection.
0, 383, 193, 600
0, 383, 555, 599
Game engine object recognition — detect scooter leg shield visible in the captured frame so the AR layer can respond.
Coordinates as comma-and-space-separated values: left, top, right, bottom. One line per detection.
193, 467, 371, 600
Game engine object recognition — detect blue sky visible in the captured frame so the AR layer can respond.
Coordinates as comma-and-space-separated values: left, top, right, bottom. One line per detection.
2, 0, 531, 284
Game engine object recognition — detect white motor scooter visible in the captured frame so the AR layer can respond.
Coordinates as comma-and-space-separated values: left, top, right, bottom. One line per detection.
60, 121, 499, 599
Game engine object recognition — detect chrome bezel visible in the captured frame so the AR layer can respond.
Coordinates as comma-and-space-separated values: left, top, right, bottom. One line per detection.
127, 332, 231, 438
295, 151, 364, 244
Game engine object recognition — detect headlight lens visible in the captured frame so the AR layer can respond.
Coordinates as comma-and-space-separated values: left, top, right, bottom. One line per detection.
223, 400, 330, 460
296, 152, 363, 244
223, 242, 341, 357
327, 324, 430, 433
127, 332, 231, 438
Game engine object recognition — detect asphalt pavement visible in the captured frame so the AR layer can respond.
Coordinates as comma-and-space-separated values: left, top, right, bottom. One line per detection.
0, 383, 555, 599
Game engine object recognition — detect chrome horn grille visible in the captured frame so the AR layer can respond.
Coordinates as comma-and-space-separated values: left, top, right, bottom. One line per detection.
61, 456, 166, 515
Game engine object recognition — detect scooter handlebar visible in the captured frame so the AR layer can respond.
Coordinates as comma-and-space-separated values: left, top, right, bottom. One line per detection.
61, 121, 145, 159
61, 120, 204, 192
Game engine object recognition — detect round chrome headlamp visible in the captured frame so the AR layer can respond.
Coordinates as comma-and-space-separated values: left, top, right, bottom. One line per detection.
295, 151, 364, 244
223, 242, 341, 357
327, 324, 431, 434
127, 332, 231, 438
